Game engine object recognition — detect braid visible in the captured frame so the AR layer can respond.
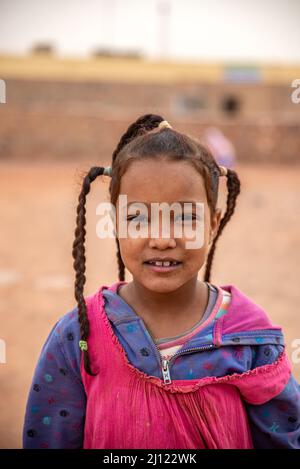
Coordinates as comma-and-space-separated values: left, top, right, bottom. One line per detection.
112, 114, 163, 163
72, 166, 104, 376
116, 237, 125, 281
204, 168, 241, 282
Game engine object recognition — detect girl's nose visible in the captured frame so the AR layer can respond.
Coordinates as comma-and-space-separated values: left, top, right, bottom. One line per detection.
148, 236, 176, 249
148, 215, 177, 249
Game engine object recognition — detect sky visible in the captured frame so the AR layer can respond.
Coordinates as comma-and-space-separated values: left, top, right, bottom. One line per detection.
0, 0, 300, 64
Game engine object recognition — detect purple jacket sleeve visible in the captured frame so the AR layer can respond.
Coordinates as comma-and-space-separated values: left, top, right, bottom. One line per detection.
245, 344, 300, 448
22, 309, 86, 449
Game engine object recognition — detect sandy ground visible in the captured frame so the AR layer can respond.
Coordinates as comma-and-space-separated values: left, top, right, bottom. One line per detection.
0, 160, 300, 448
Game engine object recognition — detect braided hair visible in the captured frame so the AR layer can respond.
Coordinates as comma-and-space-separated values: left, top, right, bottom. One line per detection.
72, 113, 241, 375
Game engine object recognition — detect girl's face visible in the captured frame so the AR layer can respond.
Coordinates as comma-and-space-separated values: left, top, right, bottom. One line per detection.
116, 158, 221, 293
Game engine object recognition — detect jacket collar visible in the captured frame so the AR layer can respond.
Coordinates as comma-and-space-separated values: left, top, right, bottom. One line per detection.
101, 281, 284, 348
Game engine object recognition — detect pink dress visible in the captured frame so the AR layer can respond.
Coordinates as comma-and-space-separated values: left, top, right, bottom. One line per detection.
81, 282, 291, 449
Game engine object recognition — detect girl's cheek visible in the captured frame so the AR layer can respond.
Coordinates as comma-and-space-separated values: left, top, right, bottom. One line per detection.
120, 239, 142, 257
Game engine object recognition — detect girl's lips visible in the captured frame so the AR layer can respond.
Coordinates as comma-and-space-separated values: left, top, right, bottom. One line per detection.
143, 262, 182, 273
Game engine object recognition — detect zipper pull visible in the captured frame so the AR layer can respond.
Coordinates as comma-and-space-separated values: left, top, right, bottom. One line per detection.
162, 359, 172, 384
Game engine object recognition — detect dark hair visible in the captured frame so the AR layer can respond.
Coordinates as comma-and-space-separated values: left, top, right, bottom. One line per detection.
72, 113, 241, 375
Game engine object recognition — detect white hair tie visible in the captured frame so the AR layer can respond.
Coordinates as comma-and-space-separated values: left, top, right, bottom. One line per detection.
219, 166, 228, 177
158, 120, 172, 130
103, 166, 112, 177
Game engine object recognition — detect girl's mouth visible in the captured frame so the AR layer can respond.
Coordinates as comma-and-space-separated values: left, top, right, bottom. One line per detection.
143, 260, 182, 273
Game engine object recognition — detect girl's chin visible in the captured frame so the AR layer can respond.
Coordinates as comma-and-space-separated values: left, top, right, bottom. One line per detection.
136, 277, 185, 293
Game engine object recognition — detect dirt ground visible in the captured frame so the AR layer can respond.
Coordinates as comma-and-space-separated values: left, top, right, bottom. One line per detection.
0, 160, 300, 448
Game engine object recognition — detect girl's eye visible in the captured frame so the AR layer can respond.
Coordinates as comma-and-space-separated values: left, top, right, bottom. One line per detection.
126, 214, 200, 223
127, 214, 148, 222
175, 214, 198, 222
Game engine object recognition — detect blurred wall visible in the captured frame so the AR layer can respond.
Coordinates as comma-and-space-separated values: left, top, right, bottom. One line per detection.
0, 57, 300, 164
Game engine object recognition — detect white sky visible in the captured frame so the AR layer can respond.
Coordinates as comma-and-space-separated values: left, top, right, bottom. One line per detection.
0, 0, 300, 64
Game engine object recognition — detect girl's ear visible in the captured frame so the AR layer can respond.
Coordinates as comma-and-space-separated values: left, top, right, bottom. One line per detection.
210, 208, 222, 242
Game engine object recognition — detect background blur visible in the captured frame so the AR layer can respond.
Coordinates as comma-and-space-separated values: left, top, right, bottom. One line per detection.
0, 0, 300, 448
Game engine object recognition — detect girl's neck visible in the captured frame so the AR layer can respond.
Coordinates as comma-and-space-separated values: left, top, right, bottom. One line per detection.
118, 278, 209, 338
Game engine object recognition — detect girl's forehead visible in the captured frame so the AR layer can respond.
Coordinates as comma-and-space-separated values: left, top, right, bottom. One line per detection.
122, 158, 199, 175
119, 159, 207, 201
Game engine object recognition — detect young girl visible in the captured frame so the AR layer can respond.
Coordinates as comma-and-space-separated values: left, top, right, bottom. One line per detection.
23, 114, 300, 449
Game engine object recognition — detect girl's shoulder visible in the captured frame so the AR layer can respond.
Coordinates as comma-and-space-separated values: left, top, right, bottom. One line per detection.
50, 285, 109, 373
54, 307, 80, 342
47, 306, 82, 380
53, 283, 110, 341
216, 283, 283, 333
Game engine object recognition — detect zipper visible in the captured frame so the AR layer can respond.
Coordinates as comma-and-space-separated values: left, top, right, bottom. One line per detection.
160, 344, 216, 384
137, 317, 217, 385
162, 359, 172, 384
150, 333, 216, 385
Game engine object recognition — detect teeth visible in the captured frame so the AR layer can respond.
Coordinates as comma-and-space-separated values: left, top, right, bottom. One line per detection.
149, 260, 178, 267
